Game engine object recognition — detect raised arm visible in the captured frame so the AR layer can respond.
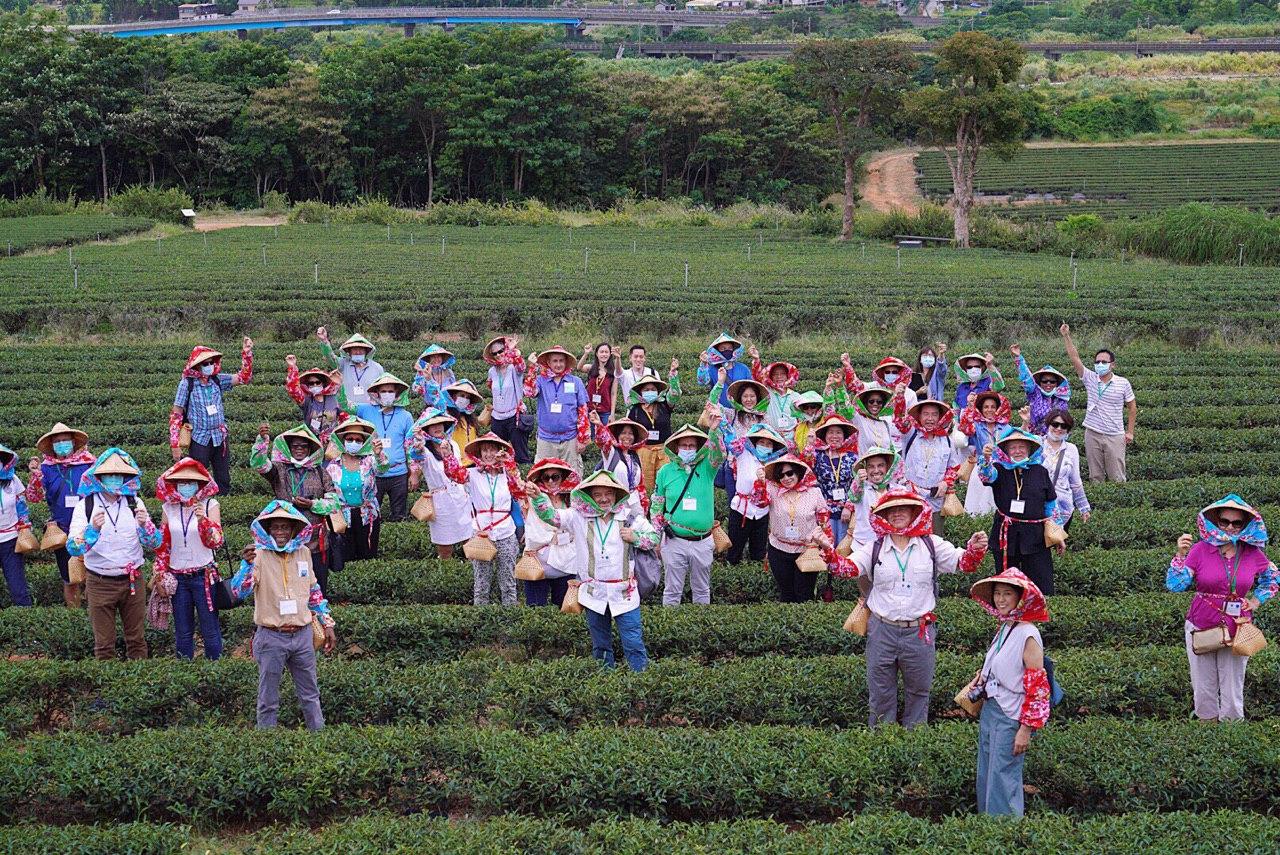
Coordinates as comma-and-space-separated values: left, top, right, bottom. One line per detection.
1059, 323, 1086, 378
229, 336, 254, 386
284, 355, 305, 405
317, 327, 339, 370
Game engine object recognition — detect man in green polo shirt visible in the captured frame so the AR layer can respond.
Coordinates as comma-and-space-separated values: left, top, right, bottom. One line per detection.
652, 412, 724, 606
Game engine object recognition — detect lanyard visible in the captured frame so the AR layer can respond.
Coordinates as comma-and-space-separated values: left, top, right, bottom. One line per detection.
1097, 379, 1113, 400
352, 364, 370, 385
484, 472, 502, 510
992, 623, 1014, 656
177, 505, 197, 547
892, 543, 915, 582
104, 497, 124, 529
782, 492, 801, 526
593, 516, 616, 555
1013, 469, 1024, 501
280, 553, 290, 599
287, 469, 308, 499
1223, 550, 1242, 597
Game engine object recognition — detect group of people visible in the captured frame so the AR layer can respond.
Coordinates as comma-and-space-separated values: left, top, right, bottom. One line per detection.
0, 322, 1270, 819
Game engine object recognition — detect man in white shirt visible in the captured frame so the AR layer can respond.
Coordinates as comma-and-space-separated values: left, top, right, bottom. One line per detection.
618, 344, 659, 402
1060, 323, 1137, 482
66, 449, 162, 660
846, 488, 987, 727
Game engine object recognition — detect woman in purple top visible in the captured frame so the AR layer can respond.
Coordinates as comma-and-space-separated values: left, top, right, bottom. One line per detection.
1167, 494, 1279, 722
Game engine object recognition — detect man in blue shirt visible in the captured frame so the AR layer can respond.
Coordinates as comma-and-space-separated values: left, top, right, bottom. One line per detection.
168, 338, 254, 496
523, 345, 589, 473
341, 373, 417, 521
696, 333, 751, 409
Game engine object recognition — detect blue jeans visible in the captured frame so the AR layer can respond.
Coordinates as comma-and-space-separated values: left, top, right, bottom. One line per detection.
977, 699, 1026, 816
172, 572, 223, 660
525, 576, 570, 608
0, 538, 31, 606
584, 607, 649, 671
830, 516, 849, 551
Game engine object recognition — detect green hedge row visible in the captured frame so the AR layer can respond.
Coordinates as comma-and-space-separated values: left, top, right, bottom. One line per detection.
0, 545, 1180, 609
3, 719, 1277, 824
8, 811, 1280, 854
0, 594, 1238, 660
0, 647, 1269, 737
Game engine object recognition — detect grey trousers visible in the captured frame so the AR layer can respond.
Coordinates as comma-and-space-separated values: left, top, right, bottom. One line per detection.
866, 614, 937, 728
536, 438, 582, 474
473, 533, 519, 606
254, 626, 324, 730
1084, 428, 1127, 483
661, 534, 714, 605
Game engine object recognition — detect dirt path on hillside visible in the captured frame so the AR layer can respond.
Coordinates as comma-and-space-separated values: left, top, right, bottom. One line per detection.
861, 149, 922, 214
193, 213, 288, 232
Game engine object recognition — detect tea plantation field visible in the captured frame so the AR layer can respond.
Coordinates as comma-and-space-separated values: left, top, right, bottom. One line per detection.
916, 141, 1280, 220
1, 221, 1279, 851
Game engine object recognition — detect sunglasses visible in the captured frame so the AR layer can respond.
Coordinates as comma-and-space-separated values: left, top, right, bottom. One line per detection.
539, 473, 564, 482
1048, 423, 1068, 430
778, 470, 800, 479
1217, 516, 1247, 529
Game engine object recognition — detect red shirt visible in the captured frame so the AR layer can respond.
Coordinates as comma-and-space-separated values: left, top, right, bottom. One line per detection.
587, 373, 615, 414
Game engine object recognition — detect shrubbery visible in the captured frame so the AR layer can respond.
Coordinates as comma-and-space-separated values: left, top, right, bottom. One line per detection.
107, 186, 195, 225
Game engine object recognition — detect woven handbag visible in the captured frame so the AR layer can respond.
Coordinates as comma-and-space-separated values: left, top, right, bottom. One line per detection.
40, 522, 68, 551
463, 533, 498, 562
796, 546, 827, 574
711, 522, 731, 554
514, 551, 545, 581
842, 598, 869, 636
410, 493, 436, 523
13, 529, 38, 555
954, 680, 985, 718
1232, 621, 1267, 657
560, 582, 583, 614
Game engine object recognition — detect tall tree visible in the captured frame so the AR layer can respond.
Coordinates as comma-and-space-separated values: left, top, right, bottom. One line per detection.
377, 35, 463, 207
792, 39, 918, 241
905, 31, 1028, 248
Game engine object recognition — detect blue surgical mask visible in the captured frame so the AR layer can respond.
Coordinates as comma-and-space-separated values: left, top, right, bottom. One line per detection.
344, 440, 364, 454
200, 363, 216, 377
920, 356, 935, 369
52, 440, 74, 457
751, 443, 776, 462
1095, 361, 1112, 376
641, 391, 659, 404
677, 448, 697, 465
351, 353, 366, 364
882, 372, 899, 385
966, 367, 982, 381
176, 482, 200, 500
100, 474, 126, 492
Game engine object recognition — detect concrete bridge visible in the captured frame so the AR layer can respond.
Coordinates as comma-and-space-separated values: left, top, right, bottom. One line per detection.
75, 5, 758, 39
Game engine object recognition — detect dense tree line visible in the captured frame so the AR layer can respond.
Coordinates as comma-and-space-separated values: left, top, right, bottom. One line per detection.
0, 13, 838, 208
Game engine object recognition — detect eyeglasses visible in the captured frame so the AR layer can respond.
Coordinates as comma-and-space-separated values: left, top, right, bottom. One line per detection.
1218, 517, 1247, 529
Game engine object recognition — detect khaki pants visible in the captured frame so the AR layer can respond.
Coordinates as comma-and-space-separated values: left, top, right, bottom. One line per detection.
535, 438, 582, 475
1084, 428, 1127, 483
85, 572, 147, 660
637, 445, 666, 495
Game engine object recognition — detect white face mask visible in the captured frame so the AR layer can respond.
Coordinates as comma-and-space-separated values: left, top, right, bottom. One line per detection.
307, 384, 324, 395
200, 363, 216, 377
350, 353, 366, 364
290, 455, 310, 466
1047, 427, 1068, 442
378, 392, 397, 406
344, 440, 364, 454
677, 448, 697, 464
920, 355, 935, 368
966, 367, 982, 381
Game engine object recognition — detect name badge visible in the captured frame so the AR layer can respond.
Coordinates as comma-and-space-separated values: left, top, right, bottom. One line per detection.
550, 402, 563, 414
648, 431, 660, 441
682, 497, 697, 511
564, 382, 576, 393
310, 418, 322, 431
779, 416, 796, 429
297, 561, 309, 578
1225, 599, 1244, 617
205, 404, 219, 416
592, 394, 602, 404
1009, 499, 1026, 514
65, 496, 80, 509
784, 525, 801, 540
831, 488, 846, 501
353, 386, 365, 397
279, 599, 298, 616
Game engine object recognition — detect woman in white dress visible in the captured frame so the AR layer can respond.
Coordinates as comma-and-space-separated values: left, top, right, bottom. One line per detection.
409, 408, 474, 559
